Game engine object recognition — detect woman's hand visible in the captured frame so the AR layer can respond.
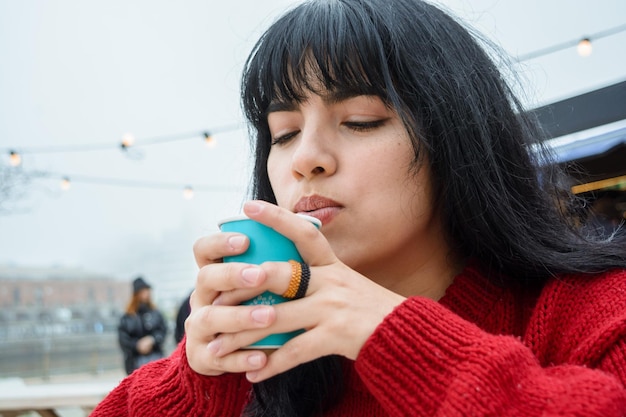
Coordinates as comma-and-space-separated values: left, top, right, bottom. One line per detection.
136, 335, 155, 354
186, 200, 405, 382
186, 221, 276, 377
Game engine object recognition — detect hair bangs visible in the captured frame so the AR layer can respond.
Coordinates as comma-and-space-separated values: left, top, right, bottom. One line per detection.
243, 0, 393, 123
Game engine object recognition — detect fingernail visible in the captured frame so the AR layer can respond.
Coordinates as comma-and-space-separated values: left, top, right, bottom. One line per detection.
246, 371, 259, 381
244, 201, 263, 215
250, 307, 270, 324
206, 338, 221, 355
247, 353, 263, 367
242, 267, 261, 286
228, 235, 246, 250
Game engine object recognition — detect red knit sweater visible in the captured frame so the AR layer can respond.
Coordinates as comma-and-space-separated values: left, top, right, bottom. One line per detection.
92, 266, 626, 416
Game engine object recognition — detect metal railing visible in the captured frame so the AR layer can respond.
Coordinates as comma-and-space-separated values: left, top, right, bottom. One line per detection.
0, 322, 176, 379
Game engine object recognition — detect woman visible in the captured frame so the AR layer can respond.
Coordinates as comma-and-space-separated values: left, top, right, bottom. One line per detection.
93, 0, 626, 415
117, 276, 168, 375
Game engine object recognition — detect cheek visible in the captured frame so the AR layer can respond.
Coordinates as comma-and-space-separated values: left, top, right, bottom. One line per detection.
267, 154, 288, 203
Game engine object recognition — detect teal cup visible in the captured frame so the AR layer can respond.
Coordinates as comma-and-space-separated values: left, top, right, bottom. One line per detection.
218, 214, 321, 349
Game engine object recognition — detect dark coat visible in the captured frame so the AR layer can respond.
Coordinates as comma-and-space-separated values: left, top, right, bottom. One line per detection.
118, 304, 167, 375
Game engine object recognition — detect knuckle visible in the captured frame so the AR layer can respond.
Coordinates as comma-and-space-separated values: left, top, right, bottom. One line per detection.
210, 354, 223, 369
281, 339, 303, 361
192, 237, 204, 255
183, 315, 193, 335
192, 238, 211, 266
195, 266, 204, 283
224, 261, 242, 281
235, 308, 251, 327
196, 305, 215, 325
188, 290, 197, 308
184, 310, 205, 337
260, 261, 281, 276
196, 264, 211, 287
273, 206, 287, 223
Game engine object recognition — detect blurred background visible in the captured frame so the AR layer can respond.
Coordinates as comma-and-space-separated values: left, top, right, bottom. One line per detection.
0, 0, 625, 399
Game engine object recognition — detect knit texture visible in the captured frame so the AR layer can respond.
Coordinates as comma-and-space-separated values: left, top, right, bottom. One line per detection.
91, 266, 626, 416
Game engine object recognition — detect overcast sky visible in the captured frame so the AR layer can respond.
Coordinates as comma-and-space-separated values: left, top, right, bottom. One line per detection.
1, 0, 625, 309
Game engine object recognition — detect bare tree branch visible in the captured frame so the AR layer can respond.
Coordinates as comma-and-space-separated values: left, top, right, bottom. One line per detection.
0, 162, 46, 215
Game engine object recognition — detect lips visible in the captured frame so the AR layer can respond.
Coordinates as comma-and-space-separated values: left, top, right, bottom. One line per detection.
294, 195, 343, 225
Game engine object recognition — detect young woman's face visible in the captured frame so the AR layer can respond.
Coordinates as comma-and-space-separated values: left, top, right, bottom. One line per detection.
266, 91, 450, 288
137, 288, 151, 303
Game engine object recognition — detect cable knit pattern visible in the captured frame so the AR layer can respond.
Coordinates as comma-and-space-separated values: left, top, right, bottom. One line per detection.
91, 344, 252, 416
91, 266, 626, 416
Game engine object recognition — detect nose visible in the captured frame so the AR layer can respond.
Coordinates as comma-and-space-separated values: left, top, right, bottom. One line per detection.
290, 124, 337, 180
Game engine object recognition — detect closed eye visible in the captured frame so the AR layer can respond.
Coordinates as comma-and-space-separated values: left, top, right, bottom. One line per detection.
271, 130, 300, 146
270, 119, 389, 145
344, 119, 388, 132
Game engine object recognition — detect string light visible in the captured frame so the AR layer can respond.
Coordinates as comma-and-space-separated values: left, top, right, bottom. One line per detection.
203, 132, 216, 148
182, 186, 194, 200
0, 123, 241, 157
60, 177, 71, 191
9, 150, 21, 167
577, 38, 592, 57
515, 22, 626, 62
120, 133, 135, 149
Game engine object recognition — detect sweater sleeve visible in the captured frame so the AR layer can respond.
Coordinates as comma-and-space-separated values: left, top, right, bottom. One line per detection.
354, 296, 626, 417
91, 341, 252, 416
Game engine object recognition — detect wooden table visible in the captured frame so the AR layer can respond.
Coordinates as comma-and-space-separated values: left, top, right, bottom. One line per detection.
0, 378, 117, 417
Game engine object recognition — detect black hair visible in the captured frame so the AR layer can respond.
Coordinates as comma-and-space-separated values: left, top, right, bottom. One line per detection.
240, 0, 626, 415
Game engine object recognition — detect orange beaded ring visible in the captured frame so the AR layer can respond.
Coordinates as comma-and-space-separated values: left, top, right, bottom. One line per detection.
282, 260, 310, 299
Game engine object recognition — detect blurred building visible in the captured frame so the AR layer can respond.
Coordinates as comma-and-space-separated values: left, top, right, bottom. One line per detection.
0, 265, 127, 330
0, 266, 131, 378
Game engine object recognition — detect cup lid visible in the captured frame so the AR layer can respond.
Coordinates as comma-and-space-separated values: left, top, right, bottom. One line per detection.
218, 213, 322, 228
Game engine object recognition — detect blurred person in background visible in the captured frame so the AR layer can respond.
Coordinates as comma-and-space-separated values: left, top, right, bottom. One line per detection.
117, 276, 168, 375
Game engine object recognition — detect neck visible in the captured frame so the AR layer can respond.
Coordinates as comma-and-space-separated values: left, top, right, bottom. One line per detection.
362, 235, 463, 301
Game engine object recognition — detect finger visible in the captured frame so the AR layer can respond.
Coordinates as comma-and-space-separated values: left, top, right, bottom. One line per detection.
187, 304, 276, 340
188, 343, 269, 376
208, 298, 318, 356
189, 286, 219, 312
184, 306, 217, 345
193, 232, 250, 268
185, 304, 276, 376
242, 201, 336, 265
191, 266, 219, 309
195, 263, 268, 307
213, 261, 312, 306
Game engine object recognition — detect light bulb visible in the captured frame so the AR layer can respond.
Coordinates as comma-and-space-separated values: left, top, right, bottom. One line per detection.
183, 186, 194, 200
204, 132, 216, 148
121, 133, 135, 149
577, 38, 592, 57
61, 177, 71, 191
9, 150, 21, 166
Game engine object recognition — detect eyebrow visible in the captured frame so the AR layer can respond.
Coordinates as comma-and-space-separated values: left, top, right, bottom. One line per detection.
266, 101, 297, 113
266, 89, 376, 114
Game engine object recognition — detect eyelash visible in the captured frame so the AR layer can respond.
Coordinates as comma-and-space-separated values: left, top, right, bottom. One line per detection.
271, 131, 298, 146
345, 120, 387, 132
270, 119, 387, 146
